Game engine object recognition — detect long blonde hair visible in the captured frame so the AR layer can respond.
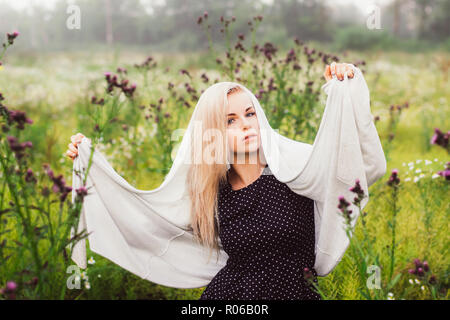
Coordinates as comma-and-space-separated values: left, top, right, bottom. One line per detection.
187, 82, 247, 264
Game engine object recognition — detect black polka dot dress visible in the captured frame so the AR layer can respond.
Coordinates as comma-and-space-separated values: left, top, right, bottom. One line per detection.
199, 165, 321, 300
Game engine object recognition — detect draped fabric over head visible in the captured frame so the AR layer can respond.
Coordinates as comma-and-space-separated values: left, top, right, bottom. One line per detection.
69, 64, 386, 288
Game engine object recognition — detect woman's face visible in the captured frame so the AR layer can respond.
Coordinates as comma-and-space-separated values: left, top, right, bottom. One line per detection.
226, 91, 261, 156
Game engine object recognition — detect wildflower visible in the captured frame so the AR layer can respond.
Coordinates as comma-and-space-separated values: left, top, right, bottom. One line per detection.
431, 173, 440, 179
201, 73, 209, 83
417, 267, 424, 276
6, 281, 17, 292
41, 186, 50, 197
429, 274, 436, 284
98, 274, 101, 278
44, 166, 72, 201
303, 267, 314, 281
180, 69, 191, 78
408, 279, 414, 285
413, 177, 419, 183
419, 173, 425, 178
416, 159, 422, 164
349, 179, 365, 206
420, 285, 425, 291
425, 160, 432, 165
430, 127, 449, 150
75, 186, 88, 200
337, 195, 352, 222
81, 271, 87, 280
6, 30, 20, 45
387, 292, 394, 300
414, 258, 422, 269
414, 279, 420, 284
88, 256, 96, 265
415, 168, 421, 173
85, 281, 91, 290
116, 67, 127, 74
7, 136, 33, 160
405, 177, 411, 182
25, 168, 37, 183
386, 169, 400, 187
436, 162, 450, 180
91, 96, 105, 105
261, 42, 277, 61
422, 261, 429, 272
24, 277, 38, 287
6, 109, 33, 130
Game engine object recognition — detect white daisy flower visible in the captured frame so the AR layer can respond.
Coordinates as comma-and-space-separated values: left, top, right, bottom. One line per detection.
81, 271, 87, 280
409, 279, 414, 284
85, 281, 91, 290
88, 256, 96, 265
415, 168, 422, 173
421, 285, 425, 291
434, 158, 438, 162
416, 159, 422, 163
402, 162, 406, 166
98, 274, 102, 278
405, 177, 411, 182
408, 162, 414, 166
414, 177, 419, 183
425, 160, 432, 165
419, 173, 425, 178
415, 279, 420, 284
432, 173, 440, 179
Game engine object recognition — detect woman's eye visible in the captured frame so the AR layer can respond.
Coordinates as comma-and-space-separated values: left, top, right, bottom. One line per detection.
227, 118, 234, 125
247, 112, 255, 117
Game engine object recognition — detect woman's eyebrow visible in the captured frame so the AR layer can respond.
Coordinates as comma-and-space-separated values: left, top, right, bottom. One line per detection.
227, 106, 254, 116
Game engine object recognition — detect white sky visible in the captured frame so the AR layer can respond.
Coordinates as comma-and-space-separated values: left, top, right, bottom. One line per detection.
2, 0, 394, 13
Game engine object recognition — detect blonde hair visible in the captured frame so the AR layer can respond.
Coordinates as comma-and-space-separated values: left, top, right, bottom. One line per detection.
187, 82, 247, 264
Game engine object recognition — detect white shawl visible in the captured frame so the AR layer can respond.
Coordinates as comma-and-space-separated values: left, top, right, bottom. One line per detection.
69, 64, 386, 288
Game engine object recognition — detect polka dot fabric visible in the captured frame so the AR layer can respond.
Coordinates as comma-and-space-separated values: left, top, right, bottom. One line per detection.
200, 165, 321, 300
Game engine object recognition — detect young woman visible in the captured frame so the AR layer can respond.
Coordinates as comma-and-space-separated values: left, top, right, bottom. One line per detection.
66, 62, 373, 300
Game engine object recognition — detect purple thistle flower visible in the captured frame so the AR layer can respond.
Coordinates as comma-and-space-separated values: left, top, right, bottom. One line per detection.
25, 168, 36, 183
7, 110, 33, 130
417, 267, 424, 276
387, 169, 400, 187
5, 281, 17, 292
429, 274, 436, 284
437, 168, 450, 180
75, 186, 88, 200
430, 127, 449, 150
422, 261, 429, 272
413, 258, 422, 269
6, 30, 19, 45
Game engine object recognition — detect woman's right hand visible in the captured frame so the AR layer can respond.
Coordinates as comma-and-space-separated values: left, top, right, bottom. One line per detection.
66, 133, 85, 161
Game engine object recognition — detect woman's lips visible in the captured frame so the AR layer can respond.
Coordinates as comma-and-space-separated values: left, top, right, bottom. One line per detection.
244, 135, 257, 141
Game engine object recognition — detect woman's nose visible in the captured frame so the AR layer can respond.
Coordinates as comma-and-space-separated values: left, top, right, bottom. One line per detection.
241, 116, 251, 128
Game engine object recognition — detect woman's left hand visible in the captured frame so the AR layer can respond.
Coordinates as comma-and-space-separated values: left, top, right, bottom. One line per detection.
323, 62, 354, 82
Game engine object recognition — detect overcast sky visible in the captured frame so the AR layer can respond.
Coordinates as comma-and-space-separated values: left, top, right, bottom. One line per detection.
2, 0, 394, 13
